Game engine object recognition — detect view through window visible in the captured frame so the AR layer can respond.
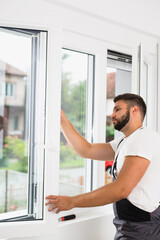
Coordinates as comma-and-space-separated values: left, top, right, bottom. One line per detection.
60, 49, 94, 196
0, 30, 31, 217
105, 50, 132, 183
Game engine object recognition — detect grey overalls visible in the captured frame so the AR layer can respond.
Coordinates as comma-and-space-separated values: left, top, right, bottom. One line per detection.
112, 138, 160, 240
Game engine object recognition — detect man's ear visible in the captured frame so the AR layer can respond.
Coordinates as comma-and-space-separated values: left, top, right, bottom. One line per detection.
132, 106, 139, 114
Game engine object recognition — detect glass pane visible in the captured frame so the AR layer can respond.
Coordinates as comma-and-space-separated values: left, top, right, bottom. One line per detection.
60, 49, 88, 196
105, 51, 132, 184
0, 30, 31, 215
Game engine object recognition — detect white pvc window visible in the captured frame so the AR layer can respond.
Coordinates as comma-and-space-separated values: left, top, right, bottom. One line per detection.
138, 44, 151, 127
0, 27, 47, 222
60, 48, 95, 196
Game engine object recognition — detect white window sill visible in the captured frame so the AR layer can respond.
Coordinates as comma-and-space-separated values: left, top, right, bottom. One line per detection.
58, 204, 113, 227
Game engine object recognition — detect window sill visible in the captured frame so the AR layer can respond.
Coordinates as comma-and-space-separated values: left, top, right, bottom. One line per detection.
58, 204, 113, 226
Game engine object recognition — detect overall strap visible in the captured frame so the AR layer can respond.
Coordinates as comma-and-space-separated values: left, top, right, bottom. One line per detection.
111, 138, 124, 180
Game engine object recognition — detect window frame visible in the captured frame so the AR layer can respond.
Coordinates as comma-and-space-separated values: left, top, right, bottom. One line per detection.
158, 42, 160, 133
0, 24, 59, 239
61, 31, 107, 199
0, 26, 47, 222
60, 34, 133, 218
138, 43, 158, 130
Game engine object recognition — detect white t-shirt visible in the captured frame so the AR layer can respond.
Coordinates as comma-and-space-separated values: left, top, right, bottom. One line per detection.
110, 127, 160, 212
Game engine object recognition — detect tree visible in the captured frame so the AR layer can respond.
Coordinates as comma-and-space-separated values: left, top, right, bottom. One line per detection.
60, 53, 87, 168
61, 54, 86, 136
2, 136, 28, 173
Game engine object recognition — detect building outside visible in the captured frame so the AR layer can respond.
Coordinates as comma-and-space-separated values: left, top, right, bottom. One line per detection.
0, 60, 27, 139
0, 60, 28, 213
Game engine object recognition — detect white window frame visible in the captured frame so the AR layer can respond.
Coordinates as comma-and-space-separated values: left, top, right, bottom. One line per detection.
60, 31, 119, 218
138, 43, 158, 130
0, 27, 47, 222
62, 31, 107, 194
158, 41, 160, 133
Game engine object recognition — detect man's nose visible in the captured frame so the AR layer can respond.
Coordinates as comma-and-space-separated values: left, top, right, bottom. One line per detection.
111, 112, 115, 119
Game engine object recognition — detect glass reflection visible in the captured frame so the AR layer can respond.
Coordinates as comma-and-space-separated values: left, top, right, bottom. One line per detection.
60, 49, 88, 196
0, 30, 31, 214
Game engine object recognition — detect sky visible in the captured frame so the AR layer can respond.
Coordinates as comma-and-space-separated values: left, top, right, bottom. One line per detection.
62, 49, 88, 84
0, 29, 31, 73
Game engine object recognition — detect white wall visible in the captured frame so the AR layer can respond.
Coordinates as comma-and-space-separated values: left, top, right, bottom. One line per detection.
0, 1, 159, 240
45, 0, 160, 37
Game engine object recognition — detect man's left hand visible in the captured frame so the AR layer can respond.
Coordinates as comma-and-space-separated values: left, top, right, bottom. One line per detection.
45, 195, 74, 214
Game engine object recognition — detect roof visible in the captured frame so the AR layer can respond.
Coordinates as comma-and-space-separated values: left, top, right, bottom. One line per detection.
0, 60, 27, 77
107, 72, 115, 99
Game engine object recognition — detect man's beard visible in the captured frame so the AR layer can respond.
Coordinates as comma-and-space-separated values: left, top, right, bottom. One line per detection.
113, 110, 130, 131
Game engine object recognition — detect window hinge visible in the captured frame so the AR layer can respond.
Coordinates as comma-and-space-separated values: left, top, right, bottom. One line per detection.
34, 183, 38, 203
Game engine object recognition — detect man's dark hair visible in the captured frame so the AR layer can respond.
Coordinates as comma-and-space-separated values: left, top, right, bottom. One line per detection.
113, 93, 147, 120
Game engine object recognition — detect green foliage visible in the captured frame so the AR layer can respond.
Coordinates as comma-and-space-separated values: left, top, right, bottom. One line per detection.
0, 149, 8, 168
61, 77, 86, 136
61, 54, 86, 136
60, 53, 87, 168
106, 125, 114, 137
1, 136, 28, 173
60, 142, 84, 168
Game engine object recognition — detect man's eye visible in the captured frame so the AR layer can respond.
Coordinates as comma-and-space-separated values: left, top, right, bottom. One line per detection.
116, 109, 119, 112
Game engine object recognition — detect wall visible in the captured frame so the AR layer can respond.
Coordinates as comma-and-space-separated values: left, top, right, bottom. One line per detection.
0, 0, 159, 239
45, 0, 160, 37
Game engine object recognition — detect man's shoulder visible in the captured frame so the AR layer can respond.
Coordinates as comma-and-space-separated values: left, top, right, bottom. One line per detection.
133, 127, 160, 142
141, 127, 160, 137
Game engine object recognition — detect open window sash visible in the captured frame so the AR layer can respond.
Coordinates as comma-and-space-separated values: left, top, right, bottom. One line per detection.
0, 27, 47, 222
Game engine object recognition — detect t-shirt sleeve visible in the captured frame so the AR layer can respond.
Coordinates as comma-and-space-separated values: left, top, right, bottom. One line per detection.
109, 137, 124, 152
124, 134, 152, 161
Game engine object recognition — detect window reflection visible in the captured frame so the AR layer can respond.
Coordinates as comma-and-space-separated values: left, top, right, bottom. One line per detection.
60, 49, 88, 196
0, 31, 31, 214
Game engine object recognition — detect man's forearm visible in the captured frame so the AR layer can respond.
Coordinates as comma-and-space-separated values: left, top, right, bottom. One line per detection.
45, 180, 127, 214
61, 113, 91, 158
71, 181, 126, 208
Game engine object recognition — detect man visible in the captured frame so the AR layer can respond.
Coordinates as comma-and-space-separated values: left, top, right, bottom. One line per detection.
46, 93, 160, 239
